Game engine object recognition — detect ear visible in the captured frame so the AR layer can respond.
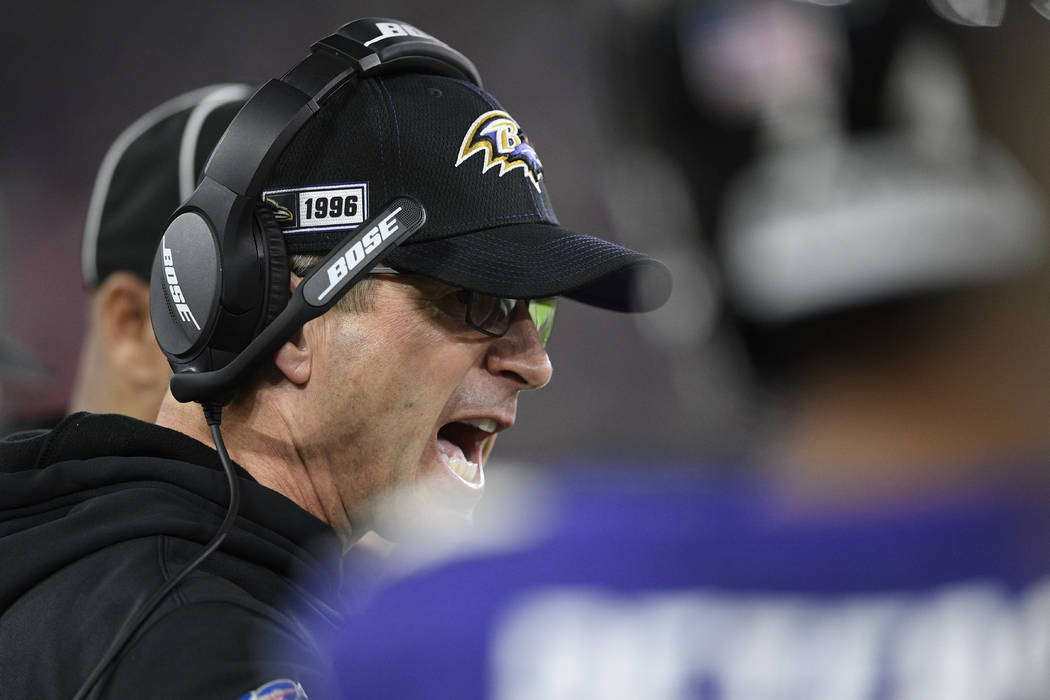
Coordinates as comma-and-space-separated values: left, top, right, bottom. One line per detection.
273, 327, 311, 385
272, 273, 311, 385
97, 271, 167, 386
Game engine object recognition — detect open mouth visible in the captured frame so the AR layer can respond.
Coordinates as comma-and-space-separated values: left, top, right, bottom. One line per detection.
436, 418, 497, 486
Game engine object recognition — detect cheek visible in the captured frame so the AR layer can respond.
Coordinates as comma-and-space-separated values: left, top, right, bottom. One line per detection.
380, 316, 484, 402
320, 324, 454, 437
318, 305, 487, 450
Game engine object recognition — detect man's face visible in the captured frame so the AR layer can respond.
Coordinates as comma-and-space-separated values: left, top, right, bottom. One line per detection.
300, 275, 553, 540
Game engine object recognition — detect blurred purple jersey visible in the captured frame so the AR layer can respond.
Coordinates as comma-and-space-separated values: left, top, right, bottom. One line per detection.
318, 462, 1050, 699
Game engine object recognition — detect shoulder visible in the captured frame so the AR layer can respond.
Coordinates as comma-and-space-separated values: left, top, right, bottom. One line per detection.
86, 544, 335, 698
97, 598, 335, 698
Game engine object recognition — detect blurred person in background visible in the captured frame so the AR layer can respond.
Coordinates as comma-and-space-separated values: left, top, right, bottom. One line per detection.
311, 2, 1050, 698
70, 83, 251, 423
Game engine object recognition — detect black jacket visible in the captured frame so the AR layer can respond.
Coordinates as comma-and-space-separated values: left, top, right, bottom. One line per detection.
0, 412, 343, 699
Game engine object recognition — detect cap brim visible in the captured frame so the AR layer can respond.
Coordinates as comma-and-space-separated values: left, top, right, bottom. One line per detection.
385, 222, 672, 312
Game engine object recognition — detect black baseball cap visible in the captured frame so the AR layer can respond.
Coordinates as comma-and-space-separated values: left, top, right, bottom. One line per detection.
262, 72, 671, 312
82, 84, 253, 288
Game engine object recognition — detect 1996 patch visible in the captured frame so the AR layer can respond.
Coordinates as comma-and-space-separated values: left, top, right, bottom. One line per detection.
263, 183, 369, 234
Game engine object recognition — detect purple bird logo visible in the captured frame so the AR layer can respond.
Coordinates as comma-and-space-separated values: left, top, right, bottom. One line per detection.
456, 110, 543, 192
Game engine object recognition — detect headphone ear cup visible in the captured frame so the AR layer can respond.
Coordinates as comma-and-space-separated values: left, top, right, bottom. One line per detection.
255, 205, 289, 330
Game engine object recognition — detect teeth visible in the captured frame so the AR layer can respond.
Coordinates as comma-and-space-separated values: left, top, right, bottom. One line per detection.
462, 418, 497, 433
443, 453, 479, 483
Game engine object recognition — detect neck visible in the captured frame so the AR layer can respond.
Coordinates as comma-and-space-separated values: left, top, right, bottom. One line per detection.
68, 330, 163, 422
154, 382, 357, 545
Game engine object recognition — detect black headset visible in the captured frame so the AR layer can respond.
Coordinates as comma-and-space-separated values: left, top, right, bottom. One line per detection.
149, 17, 482, 406
75, 20, 481, 700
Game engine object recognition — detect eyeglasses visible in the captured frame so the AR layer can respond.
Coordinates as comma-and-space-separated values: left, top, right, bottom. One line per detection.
369, 267, 556, 346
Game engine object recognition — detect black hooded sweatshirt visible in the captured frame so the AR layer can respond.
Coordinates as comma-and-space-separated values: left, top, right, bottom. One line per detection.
0, 412, 343, 699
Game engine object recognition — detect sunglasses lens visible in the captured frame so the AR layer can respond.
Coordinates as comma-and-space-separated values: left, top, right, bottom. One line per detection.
466, 293, 556, 345
527, 297, 557, 346
467, 294, 513, 336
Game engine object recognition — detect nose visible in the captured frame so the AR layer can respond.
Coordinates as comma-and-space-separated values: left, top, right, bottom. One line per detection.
485, 303, 553, 389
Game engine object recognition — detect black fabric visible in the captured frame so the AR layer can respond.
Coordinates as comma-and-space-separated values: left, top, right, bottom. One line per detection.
263, 73, 671, 312
89, 87, 249, 287
388, 222, 672, 311
0, 413, 342, 699
97, 110, 190, 283
98, 112, 191, 284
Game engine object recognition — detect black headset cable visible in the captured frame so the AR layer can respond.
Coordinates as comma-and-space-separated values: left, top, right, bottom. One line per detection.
72, 403, 241, 700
